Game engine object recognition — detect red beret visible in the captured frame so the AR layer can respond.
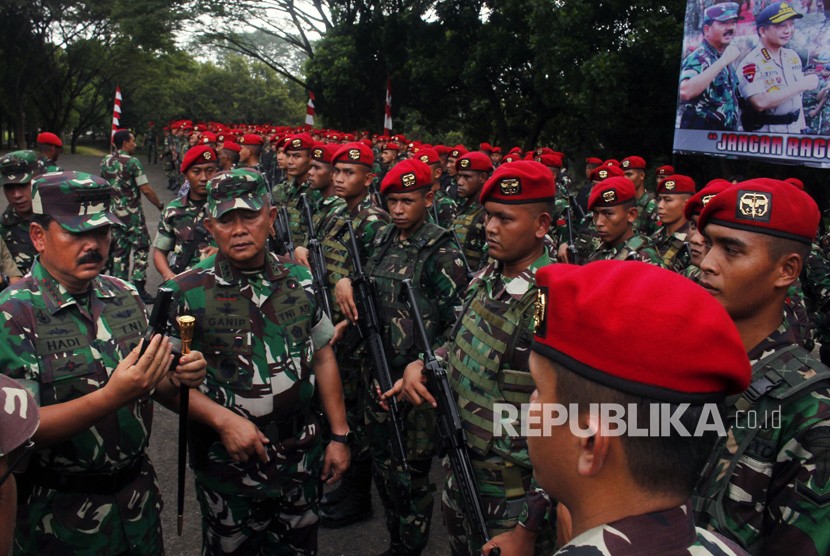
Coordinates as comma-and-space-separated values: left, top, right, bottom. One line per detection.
434, 145, 450, 156
37, 132, 62, 147
656, 174, 696, 195
384, 142, 401, 151
285, 132, 314, 150
329, 133, 342, 142
784, 177, 805, 190
493, 146, 502, 153
535, 147, 555, 156
333, 142, 374, 167
240, 134, 264, 146
699, 178, 820, 245
508, 147, 522, 155
501, 153, 521, 164
480, 161, 557, 205
392, 134, 407, 143
479, 142, 494, 153
311, 143, 340, 165
360, 139, 373, 148
343, 133, 356, 141
603, 158, 621, 167
535, 153, 564, 169
683, 179, 732, 220
585, 157, 603, 165
222, 142, 241, 154
449, 145, 468, 158
380, 159, 432, 194
532, 261, 751, 401
621, 156, 646, 170
588, 177, 635, 210
589, 165, 625, 181
180, 145, 218, 173
414, 147, 440, 165
200, 131, 217, 144
656, 165, 675, 177
456, 151, 494, 173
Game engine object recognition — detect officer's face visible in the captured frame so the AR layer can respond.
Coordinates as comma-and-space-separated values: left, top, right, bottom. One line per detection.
3, 182, 33, 217
185, 163, 217, 200
592, 205, 636, 246
386, 190, 432, 235
332, 163, 373, 204
456, 171, 487, 199
31, 221, 111, 293
308, 160, 333, 191
623, 169, 644, 189
205, 205, 277, 270
381, 149, 396, 165
699, 223, 786, 321
704, 20, 737, 50
760, 19, 795, 48
687, 216, 709, 267
285, 150, 311, 178
656, 193, 689, 228
446, 157, 458, 176
484, 201, 550, 265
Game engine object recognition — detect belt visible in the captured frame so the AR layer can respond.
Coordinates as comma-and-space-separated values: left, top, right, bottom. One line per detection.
23, 455, 146, 495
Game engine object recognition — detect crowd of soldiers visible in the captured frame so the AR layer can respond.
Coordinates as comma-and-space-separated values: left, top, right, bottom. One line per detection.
0, 118, 829, 556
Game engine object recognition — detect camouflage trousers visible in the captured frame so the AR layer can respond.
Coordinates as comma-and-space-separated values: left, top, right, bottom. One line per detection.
440, 455, 556, 556
14, 458, 164, 555
366, 396, 437, 555
109, 208, 150, 282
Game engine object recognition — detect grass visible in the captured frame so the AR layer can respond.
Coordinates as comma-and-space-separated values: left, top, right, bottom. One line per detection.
73, 145, 109, 156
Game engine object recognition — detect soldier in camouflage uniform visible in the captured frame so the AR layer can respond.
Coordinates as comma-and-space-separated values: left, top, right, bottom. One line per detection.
168, 168, 350, 555
153, 145, 219, 281
413, 147, 456, 228
651, 174, 695, 272
0, 150, 42, 274
449, 152, 494, 273
0, 171, 206, 555
162, 126, 181, 191
679, 178, 732, 282
522, 260, 752, 556
390, 161, 559, 556
678, 2, 742, 130
694, 179, 830, 554
35, 132, 64, 173
621, 156, 659, 235
100, 130, 164, 303
335, 158, 467, 555
586, 176, 665, 266
271, 133, 321, 245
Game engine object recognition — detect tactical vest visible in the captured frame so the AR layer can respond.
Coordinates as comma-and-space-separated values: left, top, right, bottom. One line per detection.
693, 344, 830, 552
448, 282, 537, 460
367, 222, 449, 373
201, 260, 314, 414
451, 201, 483, 251
321, 213, 357, 286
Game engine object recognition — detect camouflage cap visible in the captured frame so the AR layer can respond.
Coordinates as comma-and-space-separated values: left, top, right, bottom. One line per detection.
704, 2, 740, 25
0, 150, 39, 186
207, 168, 269, 218
31, 171, 123, 232
0, 374, 40, 457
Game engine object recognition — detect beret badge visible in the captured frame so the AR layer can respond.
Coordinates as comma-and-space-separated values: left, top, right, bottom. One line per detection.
420, 155, 429, 163
313, 148, 323, 158
701, 194, 716, 206
664, 180, 676, 190
598, 170, 608, 178
292, 139, 302, 148
499, 178, 521, 196
203, 151, 212, 160
737, 190, 772, 222
460, 159, 470, 169
622, 160, 630, 168
349, 149, 361, 160
603, 190, 617, 203
401, 172, 417, 188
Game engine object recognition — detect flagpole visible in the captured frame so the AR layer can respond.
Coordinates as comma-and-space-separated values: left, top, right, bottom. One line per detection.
305, 91, 315, 130
111, 87, 122, 150
383, 79, 392, 135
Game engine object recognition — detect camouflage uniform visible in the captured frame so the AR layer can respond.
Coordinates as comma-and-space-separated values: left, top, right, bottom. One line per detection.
427, 189, 457, 228
161, 134, 181, 190
0, 237, 22, 283
559, 503, 748, 555
681, 263, 702, 283
362, 220, 467, 555
100, 150, 152, 282
0, 259, 161, 555
450, 198, 487, 272
271, 177, 322, 246
153, 193, 215, 273
679, 39, 740, 130
650, 221, 692, 272
693, 323, 830, 554
37, 156, 62, 174
570, 214, 600, 264
0, 206, 36, 274
634, 192, 659, 236
169, 250, 334, 555
440, 245, 557, 556
587, 234, 666, 266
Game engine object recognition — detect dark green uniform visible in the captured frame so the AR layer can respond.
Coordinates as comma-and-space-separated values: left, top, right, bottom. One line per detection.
0, 207, 36, 274
634, 192, 659, 236
153, 193, 214, 273
450, 198, 487, 272
588, 233, 666, 266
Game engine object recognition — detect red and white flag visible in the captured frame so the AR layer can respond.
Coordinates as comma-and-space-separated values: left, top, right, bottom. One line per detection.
383, 79, 392, 135
111, 87, 122, 144
305, 91, 315, 129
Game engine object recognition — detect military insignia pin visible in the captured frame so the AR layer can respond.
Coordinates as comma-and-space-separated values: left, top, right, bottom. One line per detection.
499, 178, 521, 196
599, 170, 608, 178
349, 149, 360, 160
737, 190, 772, 222
533, 288, 548, 337
603, 190, 617, 203
664, 180, 675, 190
460, 159, 470, 168
292, 139, 302, 148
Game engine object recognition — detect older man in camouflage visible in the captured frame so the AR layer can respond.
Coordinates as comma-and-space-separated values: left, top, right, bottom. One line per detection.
0, 150, 42, 274
167, 168, 351, 555
694, 179, 830, 554
0, 171, 206, 555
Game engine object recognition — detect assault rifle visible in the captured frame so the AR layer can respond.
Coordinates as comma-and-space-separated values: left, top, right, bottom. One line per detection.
299, 193, 333, 319
275, 206, 295, 259
565, 201, 579, 265
170, 224, 211, 274
401, 279, 498, 554
337, 220, 408, 470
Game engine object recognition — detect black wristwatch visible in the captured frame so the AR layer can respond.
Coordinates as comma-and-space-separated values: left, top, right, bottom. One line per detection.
330, 431, 354, 445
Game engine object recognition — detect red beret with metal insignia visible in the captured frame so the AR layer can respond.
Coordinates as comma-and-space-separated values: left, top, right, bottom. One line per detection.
656, 165, 675, 177
589, 165, 625, 182
333, 142, 374, 167
240, 133, 264, 146
415, 147, 440, 166
683, 179, 732, 220
380, 159, 432, 194
480, 161, 557, 205
311, 143, 340, 165
588, 176, 636, 210
284, 132, 314, 151
455, 151, 494, 173
180, 145, 218, 173
621, 156, 646, 170
449, 145, 468, 158
656, 174, 696, 195
222, 141, 242, 154
535, 153, 564, 169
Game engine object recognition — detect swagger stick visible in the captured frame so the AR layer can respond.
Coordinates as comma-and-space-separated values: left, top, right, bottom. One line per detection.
175, 315, 196, 536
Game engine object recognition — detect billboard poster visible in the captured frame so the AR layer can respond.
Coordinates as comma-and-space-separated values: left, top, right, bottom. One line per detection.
673, 0, 830, 168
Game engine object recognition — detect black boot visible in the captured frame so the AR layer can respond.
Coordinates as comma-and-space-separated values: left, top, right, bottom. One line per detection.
320, 458, 373, 528
134, 280, 156, 304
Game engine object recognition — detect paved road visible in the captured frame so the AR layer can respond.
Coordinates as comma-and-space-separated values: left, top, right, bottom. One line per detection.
1, 151, 453, 556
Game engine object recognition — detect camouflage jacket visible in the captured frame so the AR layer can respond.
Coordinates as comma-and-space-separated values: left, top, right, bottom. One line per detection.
588, 233, 666, 267
559, 503, 748, 555
651, 222, 692, 272
100, 150, 149, 213
635, 192, 659, 235
271, 176, 322, 245
801, 244, 830, 347
306, 193, 346, 243
428, 189, 457, 228
37, 156, 62, 174
153, 193, 214, 272
681, 263, 702, 283
0, 206, 36, 274
679, 39, 740, 131
450, 197, 487, 272
693, 324, 830, 554
167, 251, 333, 497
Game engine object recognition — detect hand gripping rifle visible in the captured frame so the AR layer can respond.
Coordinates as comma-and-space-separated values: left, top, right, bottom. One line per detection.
401, 279, 498, 554
299, 193, 333, 319
337, 220, 409, 471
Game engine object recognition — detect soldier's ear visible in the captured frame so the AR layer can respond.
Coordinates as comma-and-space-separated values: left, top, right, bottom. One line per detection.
29, 221, 47, 253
